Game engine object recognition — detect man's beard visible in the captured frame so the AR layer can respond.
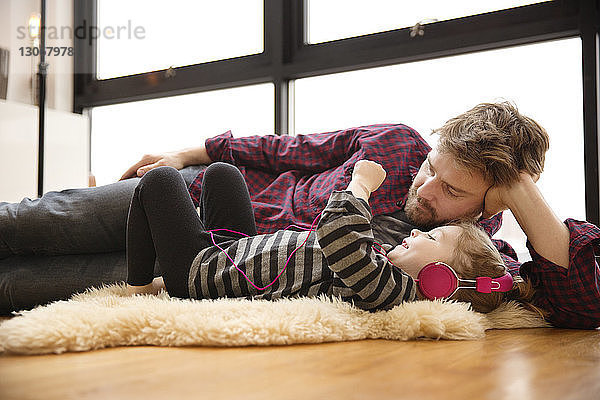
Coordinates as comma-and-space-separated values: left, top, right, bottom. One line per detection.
403, 185, 440, 229
404, 185, 482, 229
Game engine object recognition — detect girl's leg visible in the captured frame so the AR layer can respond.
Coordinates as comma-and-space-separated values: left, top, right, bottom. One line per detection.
127, 277, 165, 296
201, 162, 257, 236
126, 167, 210, 298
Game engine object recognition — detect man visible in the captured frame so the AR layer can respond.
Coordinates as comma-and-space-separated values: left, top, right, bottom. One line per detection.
1, 102, 598, 328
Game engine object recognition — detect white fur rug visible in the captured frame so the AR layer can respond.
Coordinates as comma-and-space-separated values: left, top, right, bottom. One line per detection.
0, 283, 549, 355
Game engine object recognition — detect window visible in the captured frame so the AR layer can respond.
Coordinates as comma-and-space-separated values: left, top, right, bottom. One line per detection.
307, 0, 549, 44
96, 0, 264, 79
90, 83, 274, 186
77, 0, 599, 227
294, 38, 583, 259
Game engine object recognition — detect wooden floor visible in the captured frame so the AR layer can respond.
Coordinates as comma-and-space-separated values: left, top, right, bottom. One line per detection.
1, 327, 599, 400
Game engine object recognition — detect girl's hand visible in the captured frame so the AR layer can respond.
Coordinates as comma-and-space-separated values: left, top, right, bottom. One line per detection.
351, 160, 387, 194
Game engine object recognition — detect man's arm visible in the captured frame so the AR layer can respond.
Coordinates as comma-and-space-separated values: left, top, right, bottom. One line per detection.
484, 173, 570, 268
119, 126, 365, 180
485, 173, 600, 329
120, 123, 429, 194
204, 125, 427, 174
120, 142, 213, 180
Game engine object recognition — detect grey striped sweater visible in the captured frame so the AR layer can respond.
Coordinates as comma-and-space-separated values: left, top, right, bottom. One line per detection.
188, 191, 416, 311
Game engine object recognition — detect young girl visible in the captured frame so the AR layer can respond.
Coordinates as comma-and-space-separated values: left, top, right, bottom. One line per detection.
126, 160, 535, 314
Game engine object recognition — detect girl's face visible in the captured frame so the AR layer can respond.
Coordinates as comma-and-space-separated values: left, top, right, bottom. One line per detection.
387, 225, 463, 279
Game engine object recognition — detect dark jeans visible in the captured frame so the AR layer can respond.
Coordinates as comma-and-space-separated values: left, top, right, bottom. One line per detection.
127, 163, 256, 298
0, 166, 204, 314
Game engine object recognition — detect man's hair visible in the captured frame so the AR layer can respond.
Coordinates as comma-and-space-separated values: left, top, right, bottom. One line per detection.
434, 101, 550, 186
448, 222, 545, 318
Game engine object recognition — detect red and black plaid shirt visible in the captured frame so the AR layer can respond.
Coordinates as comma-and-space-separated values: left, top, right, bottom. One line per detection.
188, 124, 600, 329
519, 219, 600, 329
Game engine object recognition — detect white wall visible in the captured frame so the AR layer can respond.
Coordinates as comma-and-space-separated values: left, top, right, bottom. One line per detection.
0, 2, 10, 49
46, 0, 74, 112
0, 0, 74, 111
0, 1, 88, 201
0, 100, 89, 202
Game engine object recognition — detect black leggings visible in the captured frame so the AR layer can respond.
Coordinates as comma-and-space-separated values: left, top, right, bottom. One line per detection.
126, 163, 257, 298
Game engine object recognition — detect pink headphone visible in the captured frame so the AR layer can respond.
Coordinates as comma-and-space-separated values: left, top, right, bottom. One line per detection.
415, 262, 514, 300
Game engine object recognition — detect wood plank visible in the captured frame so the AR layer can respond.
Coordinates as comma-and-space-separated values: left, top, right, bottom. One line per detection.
0, 328, 599, 400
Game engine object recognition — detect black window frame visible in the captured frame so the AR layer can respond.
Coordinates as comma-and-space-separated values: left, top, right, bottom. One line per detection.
74, 0, 600, 224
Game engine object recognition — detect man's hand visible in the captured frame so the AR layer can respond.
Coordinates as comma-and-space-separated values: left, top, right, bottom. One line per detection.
482, 172, 539, 219
346, 160, 387, 201
120, 143, 213, 181
120, 152, 185, 180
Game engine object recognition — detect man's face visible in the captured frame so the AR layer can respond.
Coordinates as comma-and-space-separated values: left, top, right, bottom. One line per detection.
404, 149, 490, 229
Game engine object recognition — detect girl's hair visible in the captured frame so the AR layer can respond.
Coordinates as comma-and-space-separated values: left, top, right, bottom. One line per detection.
447, 222, 546, 318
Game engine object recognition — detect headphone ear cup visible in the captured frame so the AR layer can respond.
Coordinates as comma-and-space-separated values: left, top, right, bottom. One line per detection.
417, 262, 458, 299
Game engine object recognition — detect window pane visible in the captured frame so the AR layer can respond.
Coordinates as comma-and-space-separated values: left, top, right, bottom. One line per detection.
97, 0, 263, 79
308, 0, 549, 44
294, 38, 583, 261
90, 83, 274, 186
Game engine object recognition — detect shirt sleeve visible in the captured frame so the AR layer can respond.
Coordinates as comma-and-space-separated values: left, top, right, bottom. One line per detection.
520, 218, 600, 329
316, 190, 417, 311
492, 239, 522, 274
204, 125, 426, 174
